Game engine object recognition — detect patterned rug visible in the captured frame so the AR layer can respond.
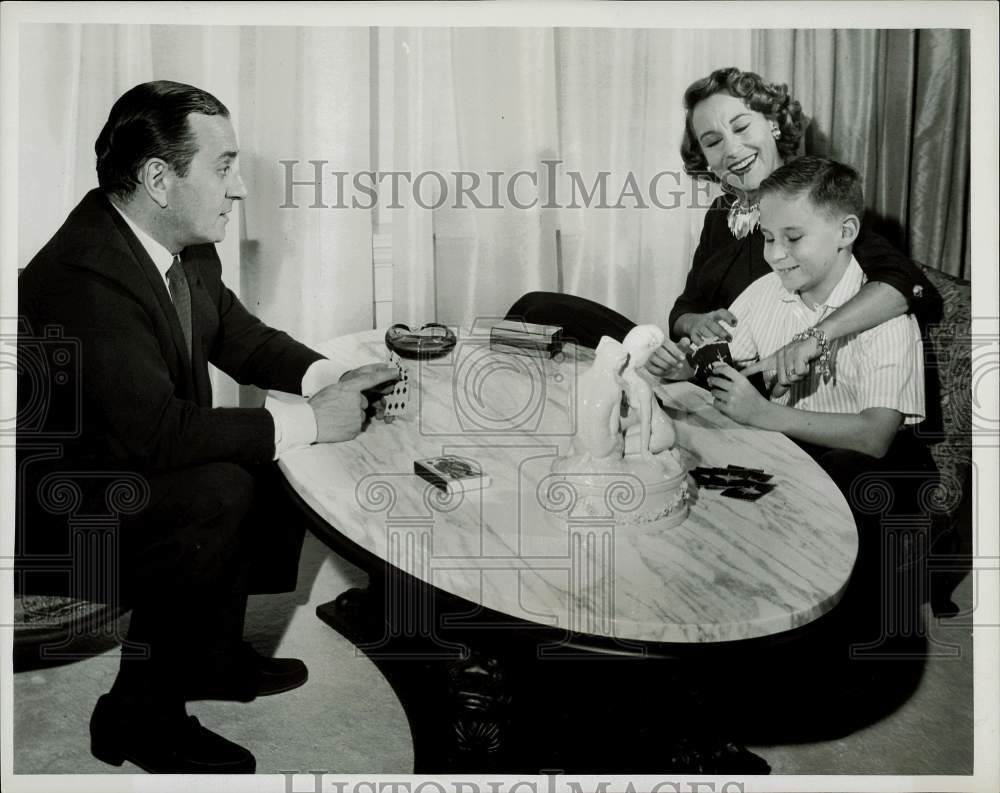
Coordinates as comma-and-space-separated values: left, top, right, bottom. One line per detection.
13, 595, 127, 666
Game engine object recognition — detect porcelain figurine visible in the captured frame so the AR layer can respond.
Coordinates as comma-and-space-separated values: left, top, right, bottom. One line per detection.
620, 325, 677, 458
570, 336, 629, 461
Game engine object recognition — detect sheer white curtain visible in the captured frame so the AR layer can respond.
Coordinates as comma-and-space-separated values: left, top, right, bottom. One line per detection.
556, 29, 752, 326
18, 24, 374, 407
19, 24, 754, 405
236, 27, 373, 348
384, 27, 561, 329
382, 28, 752, 331
19, 24, 154, 267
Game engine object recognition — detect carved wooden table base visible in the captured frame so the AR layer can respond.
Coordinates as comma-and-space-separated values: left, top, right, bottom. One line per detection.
315, 574, 771, 774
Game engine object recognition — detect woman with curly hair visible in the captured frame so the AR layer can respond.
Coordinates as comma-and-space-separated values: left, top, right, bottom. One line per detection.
658, 67, 935, 386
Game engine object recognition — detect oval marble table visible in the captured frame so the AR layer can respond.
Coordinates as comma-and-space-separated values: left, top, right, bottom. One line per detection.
276, 328, 858, 772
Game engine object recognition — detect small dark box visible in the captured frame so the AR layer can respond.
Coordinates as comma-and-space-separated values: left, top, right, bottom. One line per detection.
489, 320, 563, 358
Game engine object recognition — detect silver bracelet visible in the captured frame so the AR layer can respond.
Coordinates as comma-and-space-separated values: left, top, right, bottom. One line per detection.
792, 326, 832, 380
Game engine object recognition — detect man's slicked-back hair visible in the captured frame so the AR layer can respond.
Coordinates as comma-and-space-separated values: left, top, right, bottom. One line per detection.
758, 155, 865, 220
95, 80, 230, 201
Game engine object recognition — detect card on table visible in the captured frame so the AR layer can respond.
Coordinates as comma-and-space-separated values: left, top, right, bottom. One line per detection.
725, 465, 773, 483
719, 482, 776, 501
690, 467, 733, 489
691, 465, 776, 499
692, 466, 762, 484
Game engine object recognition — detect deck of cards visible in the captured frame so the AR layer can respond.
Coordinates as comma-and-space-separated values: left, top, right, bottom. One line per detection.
414, 455, 491, 494
690, 465, 775, 501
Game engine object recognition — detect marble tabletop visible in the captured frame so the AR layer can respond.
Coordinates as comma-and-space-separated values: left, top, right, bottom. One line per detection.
278, 328, 858, 645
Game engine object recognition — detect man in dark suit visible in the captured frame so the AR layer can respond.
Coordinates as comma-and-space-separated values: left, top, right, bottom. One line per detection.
16, 81, 398, 773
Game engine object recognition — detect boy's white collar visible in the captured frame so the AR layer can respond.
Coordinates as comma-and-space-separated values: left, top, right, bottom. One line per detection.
778, 256, 864, 310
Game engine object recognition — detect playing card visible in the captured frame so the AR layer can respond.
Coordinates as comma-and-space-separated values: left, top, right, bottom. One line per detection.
692, 466, 775, 490
361, 352, 410, 423
720, 482, 776, 501
690, 467, 735, 489
688, 340, 735, 390
691, 473, 731, 489
382, 351, 410, 420
725, 465, 773, 483
692, 341, 735, 372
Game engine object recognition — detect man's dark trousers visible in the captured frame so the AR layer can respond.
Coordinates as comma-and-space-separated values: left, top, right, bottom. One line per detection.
111, 461, 305, 706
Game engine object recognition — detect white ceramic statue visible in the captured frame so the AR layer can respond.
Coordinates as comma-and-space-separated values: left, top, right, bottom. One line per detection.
549, 326, 689, 530
569, 336, 628, 461
565, 325, 680, 474
620, 325, 678, 458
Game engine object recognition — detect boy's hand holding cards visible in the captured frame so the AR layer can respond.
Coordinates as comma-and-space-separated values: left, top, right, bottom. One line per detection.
691, 340, 736, 373
688, 338, 736, 390
690, 465, 776, 501
686, 333, 760, 392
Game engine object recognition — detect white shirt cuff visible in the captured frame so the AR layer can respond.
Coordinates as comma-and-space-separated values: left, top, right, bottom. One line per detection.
265, 392, 319, 459
266, 356, 388, 458
301, 358, 350, 397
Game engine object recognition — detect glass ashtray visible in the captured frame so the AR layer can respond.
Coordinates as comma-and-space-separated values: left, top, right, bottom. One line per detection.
385, 323, 456, 360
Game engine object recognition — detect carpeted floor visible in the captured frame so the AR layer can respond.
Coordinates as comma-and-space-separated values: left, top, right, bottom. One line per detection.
11, 532, 974, 776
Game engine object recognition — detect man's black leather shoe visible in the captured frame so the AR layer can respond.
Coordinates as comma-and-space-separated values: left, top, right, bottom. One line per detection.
185, 642, 308, 702
90, 694, 256, 773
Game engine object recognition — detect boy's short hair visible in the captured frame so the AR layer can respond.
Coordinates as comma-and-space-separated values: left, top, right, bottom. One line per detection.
758, 155, 865, 220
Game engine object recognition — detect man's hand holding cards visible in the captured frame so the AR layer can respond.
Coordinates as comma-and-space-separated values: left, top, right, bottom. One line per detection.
343, 357, 411, 424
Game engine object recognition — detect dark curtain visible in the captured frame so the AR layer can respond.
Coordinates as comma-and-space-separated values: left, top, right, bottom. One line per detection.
753, 29, 970, 279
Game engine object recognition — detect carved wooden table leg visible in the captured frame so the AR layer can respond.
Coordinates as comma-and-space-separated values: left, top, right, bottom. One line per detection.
445, 651, 512, 771
315, 576, 770, 773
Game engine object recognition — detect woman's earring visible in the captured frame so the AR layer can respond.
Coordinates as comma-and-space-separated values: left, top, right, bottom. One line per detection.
771, 124, 781, 140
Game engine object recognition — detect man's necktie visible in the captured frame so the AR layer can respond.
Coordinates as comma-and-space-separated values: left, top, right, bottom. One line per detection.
166, 255, 193, 362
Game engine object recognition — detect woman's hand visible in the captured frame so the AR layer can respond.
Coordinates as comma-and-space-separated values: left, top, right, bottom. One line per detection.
677, 309, 738, 345
645, 337, 695, 381
742, 335, 819, 397
707, 363, 774, 427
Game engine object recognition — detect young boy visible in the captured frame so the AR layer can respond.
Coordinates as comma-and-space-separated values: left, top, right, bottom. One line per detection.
704, 155, 926, 462
696, 155, 932, 647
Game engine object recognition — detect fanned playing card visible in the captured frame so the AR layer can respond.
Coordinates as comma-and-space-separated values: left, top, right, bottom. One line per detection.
691, 341, 735, 372
382, 350, 411, 420
688, 340, 735, 390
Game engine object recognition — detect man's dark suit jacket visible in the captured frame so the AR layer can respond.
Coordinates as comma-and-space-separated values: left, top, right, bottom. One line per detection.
16, 189, 325, 596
